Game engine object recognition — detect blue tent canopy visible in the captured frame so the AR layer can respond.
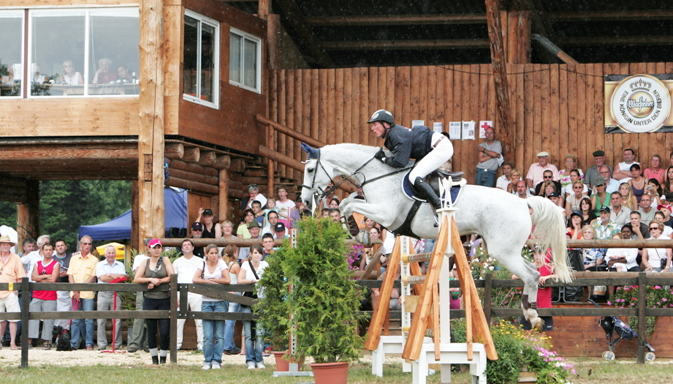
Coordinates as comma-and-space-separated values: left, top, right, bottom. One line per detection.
79, 188, 188, 241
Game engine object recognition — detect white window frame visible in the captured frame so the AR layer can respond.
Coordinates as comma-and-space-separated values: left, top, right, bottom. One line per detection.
229, 27, 261, 94
182, 9, 220, 109
26, 7, 139, 99
0, 10, 25, 99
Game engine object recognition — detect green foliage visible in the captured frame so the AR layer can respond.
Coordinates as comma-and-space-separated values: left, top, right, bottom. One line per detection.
254, 240, 290, 349
608, 285, 673, 338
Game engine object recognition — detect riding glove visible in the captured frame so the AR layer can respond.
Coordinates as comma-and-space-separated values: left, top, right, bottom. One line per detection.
374, 148, 386, 162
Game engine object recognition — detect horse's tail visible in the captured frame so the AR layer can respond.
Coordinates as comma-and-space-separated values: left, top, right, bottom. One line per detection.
526, 196, 573, 283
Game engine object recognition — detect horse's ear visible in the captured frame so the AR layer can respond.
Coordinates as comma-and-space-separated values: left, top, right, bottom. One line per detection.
301, 142, 319, 159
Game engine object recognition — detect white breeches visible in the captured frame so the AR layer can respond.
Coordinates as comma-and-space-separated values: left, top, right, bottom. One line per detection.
408, 135, 454, 183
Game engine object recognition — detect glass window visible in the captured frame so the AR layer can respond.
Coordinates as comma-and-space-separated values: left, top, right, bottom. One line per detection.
229, 28, 260, 93
0, 11, 24, 97
183, 10, 219, 108
28, 8, 139, 97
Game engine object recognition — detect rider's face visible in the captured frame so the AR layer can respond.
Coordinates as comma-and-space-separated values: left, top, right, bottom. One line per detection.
370, 122, 386, 137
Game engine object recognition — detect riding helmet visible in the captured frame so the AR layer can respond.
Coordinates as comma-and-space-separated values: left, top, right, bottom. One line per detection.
367, 109, 395, 126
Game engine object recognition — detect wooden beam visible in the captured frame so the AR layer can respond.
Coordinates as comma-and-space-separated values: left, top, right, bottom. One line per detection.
213, 155, 231, 170
183, 147, 200, 163
131, 180, 139, 252
17, 180, 39, 253
267, 13, 281, 70
559, 35, 673, 46
0, 176, 28, 188
0, 145, 138, 161
257, 114, 324, 148
165, 176, 219, 195
138, 0, 165, 246
485, 0, 515, 165
229, 158, 246, 173
166, 158, 219, 177
512, 0, 560, 63
167, 168, 219, 186
219, 169, 229, 222
259, 145, 305, 172
258, 0, 270, 19
306, 14, 487, 26
322, 39, 490, 51
550, 10, 673, 22
530, 239, 673, 249
197, 150, 217, 166
164, 143, 184, 159
273, 0, 334, 68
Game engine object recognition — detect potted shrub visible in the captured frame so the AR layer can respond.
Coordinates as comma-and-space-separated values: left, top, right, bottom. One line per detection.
258, 216, 365, 383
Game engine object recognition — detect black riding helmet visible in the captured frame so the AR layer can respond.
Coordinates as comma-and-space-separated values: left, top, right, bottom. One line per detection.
367, 109, 395, 139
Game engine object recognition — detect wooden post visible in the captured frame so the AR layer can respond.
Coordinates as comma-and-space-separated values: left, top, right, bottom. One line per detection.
258, 0, 270, 19
131, 180, 139, 252
267, 14, 280, 70
21, 277, 29, 368
219, 169, 229, 222
268, 123, 275, 199
637, 272, 646, 364
170, 273, 178, 364
16, 180, 39, 254
485, 0, 515, 164
138, 0, 165, 245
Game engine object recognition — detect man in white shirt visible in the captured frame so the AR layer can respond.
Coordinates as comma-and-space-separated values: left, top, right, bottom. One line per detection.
21, 234, 50, 282
496, 162, 513, 191
127, 242, 150, 353
261, 211, 280, 236
600, 166, 620, 194
96, 245, 127, 350
614, 148, 638, 182
173, 239, 205, 351
516, 180, 532, 199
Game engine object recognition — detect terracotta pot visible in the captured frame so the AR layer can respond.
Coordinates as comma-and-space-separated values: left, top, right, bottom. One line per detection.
309, 362, 349, 384
272, 351, 304, 372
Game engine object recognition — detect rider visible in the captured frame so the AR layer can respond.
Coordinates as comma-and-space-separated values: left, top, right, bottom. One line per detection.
367, 109, 454, 210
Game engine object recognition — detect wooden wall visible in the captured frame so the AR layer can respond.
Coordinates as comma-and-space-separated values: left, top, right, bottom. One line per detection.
268, 63, 673, 184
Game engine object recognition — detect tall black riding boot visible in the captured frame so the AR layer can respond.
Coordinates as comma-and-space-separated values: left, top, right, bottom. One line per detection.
413, 177, 442, 210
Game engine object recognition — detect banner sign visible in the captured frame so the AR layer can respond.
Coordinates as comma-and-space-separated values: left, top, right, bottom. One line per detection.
604, 74, 673, 133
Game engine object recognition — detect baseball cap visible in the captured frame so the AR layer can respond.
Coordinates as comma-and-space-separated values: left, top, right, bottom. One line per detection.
192, 222, 204, 231
274, 222, 286, 232
148, 238, 162, 248
547, 192, 560, 198
569, 211, 582, 219
595, 178, 606, 186
599, 206, 611, 213
657, 204, 671, 212
537, 151, 549, 157
203, 208, 213, 216
248, 221, 261, 229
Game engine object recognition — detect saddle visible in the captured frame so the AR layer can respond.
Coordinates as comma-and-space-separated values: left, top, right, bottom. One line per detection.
402, 169, 466, 204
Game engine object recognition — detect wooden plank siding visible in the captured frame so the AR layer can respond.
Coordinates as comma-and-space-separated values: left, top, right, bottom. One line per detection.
267, 64, 672, 185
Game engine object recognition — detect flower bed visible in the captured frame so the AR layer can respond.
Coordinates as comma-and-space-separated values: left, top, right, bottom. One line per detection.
608, 285, 673, 338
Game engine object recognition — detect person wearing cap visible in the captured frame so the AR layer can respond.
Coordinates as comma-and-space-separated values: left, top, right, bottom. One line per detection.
475, 126, 502, 187
367, 109, 454, 211
590, 178, 611, 216
0, 235, 25, 350
134, 238, 175, 364
637, 194, 655, 226
196, 208, 221, 239
237, 221, 262, 262
566, 211, 584, 240
592, 206, 620, 240
95, 245, 127, 351
585, 150, 613, 189
526, 151, 559, 189
173, 239, 205, 351
67, 235, 98, 350
614, 148, 638, 182
191, 222, 206, 258
272, 222, 288, 240
608, 191, 631, 227
658, 204, 673, 228
547, 192, 566, 217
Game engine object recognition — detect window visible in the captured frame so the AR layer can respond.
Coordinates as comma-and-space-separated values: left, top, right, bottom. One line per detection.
183, 10, 219, 108
229, 28, 261, 93
0, 11, 25, 98
28, 7, 139, 97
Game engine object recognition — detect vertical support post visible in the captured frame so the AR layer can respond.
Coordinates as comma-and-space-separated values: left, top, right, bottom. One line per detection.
258, 0, 270, 19
267, 14, 280, 70
138, 0, 166, 245
17, 180, 39, 254
169, 274, 178, 364
131, 180, 139, 252
484, 273, 493, 326
20, 277, 29, 368
637, 272, 646, 364
219, 169, 229, 222
267, 124, 275, 199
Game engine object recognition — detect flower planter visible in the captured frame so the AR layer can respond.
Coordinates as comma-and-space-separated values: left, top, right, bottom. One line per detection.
517, 365, 536, 383
309, 362, 349, 384
272, 351, 304, 372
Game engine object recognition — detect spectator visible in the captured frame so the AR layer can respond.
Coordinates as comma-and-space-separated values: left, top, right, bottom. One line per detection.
653, 211, 673, 237
127, 242, 150, 353
174, 239, 205, 351
0, 235, 24, 350
273, 223, 288, 240
566, 181, 586, 213
562, 169, 588, 197
534, 170, 562, 196
290, 196, 312, 229
496, 162, 513, 191
526, 151, 559, 189
663, 166, 673, 201
609, 192, 631, 227
658, 204, 673, 228
238, 222, 262, 262
220, 220, 235, 240
134, 239, 175, 365
236, 209, 255, 239
629, 211, 650, 240
242, 184, 267, 210
117, 65, 133, 82
614, 148, 638, 182
238, 244, 268, 370
566, 211, 583, 239
52, 239, 72, 333
579, 197, 596, 226
506, 169, 522, 195
68, 236, 98, 351
222, 245, 241, 356
196, 208, 221, 239
475, 126, 502, 187
275, 187, 296, 229
580, 225, 606, 271
548, 192, 566, 217
360, 227, 382, 270
605, 233, 640, 272
644, 154, 665, 184
601, 166, 620, 193
619, 182, 638, 211
515, 247, 554, 331
96, 245, 127, 351
21, 234, 50, 280
261, 211, 280, 236
645, 178, 663, 208
321, 208, 330, 218
262, 198, 278, 228
628, 163, 646, 203
642, 220, 671, 272
61, 60, 83, 85
670, 151, 673, 168
250, 201, 265, 227
18, 237, 36, 257
191, 222, 205, 258
92, 58, 117, 84
28, 243, 59, 349
515, 180, 531, 199
329, 197, 340, 210
585, 150, 613, 189
638, 194, 655, 226
261, 233, 275, 260
592, 207, 620, 239
559, 154, 584, 190
590, 178, 611, 216
193, 244, 231, 370
329, 208, 342, 222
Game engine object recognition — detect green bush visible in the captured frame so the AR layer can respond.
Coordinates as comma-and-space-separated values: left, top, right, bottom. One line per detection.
255, 241, 290, 349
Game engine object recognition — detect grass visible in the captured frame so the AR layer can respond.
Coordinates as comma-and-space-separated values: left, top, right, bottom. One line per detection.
2, 359, 673, 383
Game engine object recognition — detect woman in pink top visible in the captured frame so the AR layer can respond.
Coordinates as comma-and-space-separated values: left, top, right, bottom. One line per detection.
644, 154, 665, 184
29, 243, 60, 349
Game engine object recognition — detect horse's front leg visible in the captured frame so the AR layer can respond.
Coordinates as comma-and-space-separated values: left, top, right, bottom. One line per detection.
340, 199, 397, 228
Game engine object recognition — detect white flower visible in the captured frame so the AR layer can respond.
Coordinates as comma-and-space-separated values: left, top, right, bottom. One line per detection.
489, 266, 495, 270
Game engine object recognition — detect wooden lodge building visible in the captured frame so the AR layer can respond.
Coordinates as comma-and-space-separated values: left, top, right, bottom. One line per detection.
1, 0, 673, 251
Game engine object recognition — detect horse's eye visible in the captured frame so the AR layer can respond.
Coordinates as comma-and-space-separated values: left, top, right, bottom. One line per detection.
307, 168, 314, 173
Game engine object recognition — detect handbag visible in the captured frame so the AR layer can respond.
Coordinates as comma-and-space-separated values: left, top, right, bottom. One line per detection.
243, 261, 259, 300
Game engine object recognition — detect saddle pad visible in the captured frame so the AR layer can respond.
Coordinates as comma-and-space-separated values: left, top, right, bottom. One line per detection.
402, 170, 463, 206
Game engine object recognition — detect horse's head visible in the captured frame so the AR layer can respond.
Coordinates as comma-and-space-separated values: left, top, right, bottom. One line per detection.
300, 143, 334, 211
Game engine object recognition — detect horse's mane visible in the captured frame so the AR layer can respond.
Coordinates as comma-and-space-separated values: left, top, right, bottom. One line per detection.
323, 143, 379, 153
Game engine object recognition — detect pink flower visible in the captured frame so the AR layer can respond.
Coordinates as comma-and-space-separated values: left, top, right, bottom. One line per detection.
616, 287, 621, 290
631, 303, 635, 306
655, 285, 662, 289
663, 298, 668, 302
607, 301, 612, 305
632, 297, 637, 301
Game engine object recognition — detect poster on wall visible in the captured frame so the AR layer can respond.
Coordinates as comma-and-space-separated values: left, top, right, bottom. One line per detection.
462, 121, 476, 140
604, 74, 673, 133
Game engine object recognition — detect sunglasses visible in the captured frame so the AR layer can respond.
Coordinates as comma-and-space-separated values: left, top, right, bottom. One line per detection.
81, 242, 92, 245
649, 227, 660, 231
574, 186, 583, 189
543, 175, 553, 179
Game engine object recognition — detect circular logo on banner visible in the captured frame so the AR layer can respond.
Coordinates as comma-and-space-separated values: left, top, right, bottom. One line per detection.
610, 75, 671, 133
